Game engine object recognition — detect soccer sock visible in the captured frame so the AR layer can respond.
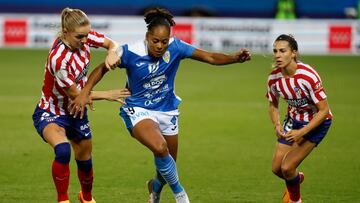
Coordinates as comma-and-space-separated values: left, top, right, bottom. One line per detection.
154, 155, 184, 194
285, 173, 301, 201
52, 143, 71, 201
152, 170, 167, 193
76, 159, 94, 201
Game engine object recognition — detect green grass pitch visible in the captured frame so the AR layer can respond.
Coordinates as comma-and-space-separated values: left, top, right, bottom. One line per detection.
0, 49, 359, 202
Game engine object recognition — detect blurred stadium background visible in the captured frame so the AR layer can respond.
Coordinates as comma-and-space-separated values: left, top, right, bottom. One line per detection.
0, 0, 359, 202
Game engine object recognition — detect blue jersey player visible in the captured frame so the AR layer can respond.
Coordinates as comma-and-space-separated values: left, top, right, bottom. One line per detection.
70, 7, 251, 203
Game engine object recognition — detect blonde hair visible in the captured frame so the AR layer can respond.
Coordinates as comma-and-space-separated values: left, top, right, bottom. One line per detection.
59, 7, 89, 37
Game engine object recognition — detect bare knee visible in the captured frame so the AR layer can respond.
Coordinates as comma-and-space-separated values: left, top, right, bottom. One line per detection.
272, 163, 284, 178
281, 161, 297, 179
72, 139, 92, 160
152, 141, 169, 157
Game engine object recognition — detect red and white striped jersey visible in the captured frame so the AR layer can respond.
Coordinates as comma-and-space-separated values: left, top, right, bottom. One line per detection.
266, 62, 332, 122
37, 30, 105, 115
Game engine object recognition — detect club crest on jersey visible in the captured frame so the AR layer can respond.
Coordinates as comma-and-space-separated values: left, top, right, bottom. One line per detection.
315, 82, 322, 90
148, 61, 159, 74
294, 86, 302, 97
162, 51, 170, 63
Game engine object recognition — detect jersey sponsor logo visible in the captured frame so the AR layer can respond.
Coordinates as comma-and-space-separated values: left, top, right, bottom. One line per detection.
162, 51, 170, 63
143, 74, 167, 89
148, 61, 159, 74
75, 62, 90, 83
287, 98, 308, 107
144, 96, 165, 106
144, 84, 169, 99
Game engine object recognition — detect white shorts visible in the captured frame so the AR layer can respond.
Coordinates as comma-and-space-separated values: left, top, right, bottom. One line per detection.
120, 106, 179, 136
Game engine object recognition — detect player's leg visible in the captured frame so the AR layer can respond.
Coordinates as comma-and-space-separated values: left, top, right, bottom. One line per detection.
43, 123, 71, 202
71, 138, 95, 202
148, 135, 178, 200
281, 141, 315, 202
272, 142, 293, 179
132, 119, 188, 202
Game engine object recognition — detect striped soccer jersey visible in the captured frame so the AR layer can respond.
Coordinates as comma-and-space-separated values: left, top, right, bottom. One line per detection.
38, 30, 105, 115
266, 62, 332, 122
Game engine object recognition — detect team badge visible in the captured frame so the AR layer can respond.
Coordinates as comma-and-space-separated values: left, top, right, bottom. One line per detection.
162, 51, 170, 63
315, 82, 322, 90
148, 61, 159, 74
294, 86, 302, 98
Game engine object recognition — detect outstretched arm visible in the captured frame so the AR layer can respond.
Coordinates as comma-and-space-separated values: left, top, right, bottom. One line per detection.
190, 48, 251, 65
69, 63, 130, 118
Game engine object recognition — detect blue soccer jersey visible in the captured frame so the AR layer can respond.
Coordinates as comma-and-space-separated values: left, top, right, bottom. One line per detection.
119, 37, 195, 111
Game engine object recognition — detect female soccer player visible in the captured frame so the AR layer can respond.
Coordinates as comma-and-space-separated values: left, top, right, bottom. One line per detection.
266, 34, 332, 203
70, 7, 251, 203
32, 8, 130, 203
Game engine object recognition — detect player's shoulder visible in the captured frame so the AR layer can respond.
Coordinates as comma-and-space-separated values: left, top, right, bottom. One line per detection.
296, 62, 320, 77
268, 67, 282, 78
126, 40, 147, 57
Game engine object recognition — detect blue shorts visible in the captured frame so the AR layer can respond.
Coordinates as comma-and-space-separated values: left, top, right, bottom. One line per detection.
32, 105, 92, 142
278, 117, 332, 146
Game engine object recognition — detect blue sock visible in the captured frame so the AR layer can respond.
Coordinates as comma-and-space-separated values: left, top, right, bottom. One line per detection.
286, 173, 300, 186
154, 155, 183, 194
76, 158, 93, 172
54, 142, 71, 164
152, 170, 167, 193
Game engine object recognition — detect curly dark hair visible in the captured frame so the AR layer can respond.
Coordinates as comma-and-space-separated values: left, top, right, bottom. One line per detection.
144, 7, 176, 31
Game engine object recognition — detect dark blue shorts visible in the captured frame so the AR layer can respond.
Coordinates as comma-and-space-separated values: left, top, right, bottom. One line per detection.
32, 105, 92, 142
278, 117, 332, 146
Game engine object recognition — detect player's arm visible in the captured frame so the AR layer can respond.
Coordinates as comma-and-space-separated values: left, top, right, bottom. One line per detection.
69, 63, 130, 118
102, 37, 122, 70
295, 100, 329, 136
269, 100, 285, 138
190, 48, 251, 65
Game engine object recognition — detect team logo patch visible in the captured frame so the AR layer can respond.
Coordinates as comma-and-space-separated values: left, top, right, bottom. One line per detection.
315, 82, 322, 90
294, 86, 302, 98
40, 112, 59, 122
162, 51, 170, 63
148, 61, 159, 74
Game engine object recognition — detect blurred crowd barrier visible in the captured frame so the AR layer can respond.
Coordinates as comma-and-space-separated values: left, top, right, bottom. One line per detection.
1, 14, 359, 55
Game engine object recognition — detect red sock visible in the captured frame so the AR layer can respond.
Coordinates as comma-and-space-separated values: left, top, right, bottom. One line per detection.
285, 173, 301, 201
52, 160, 70, 201
78, 168, 93, 201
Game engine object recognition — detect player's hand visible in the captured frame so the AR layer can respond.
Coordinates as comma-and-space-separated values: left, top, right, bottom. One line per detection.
284, 129, 304, 143
105, 46, 122, 70
69, 92, 93, 119
105, 88, 131, 105
235, 49, 251, 63
274, 123, 285, 139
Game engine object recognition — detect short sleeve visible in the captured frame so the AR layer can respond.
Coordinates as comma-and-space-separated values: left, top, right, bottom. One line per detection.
86, 30, 105, 48
175, 38, 196, 59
